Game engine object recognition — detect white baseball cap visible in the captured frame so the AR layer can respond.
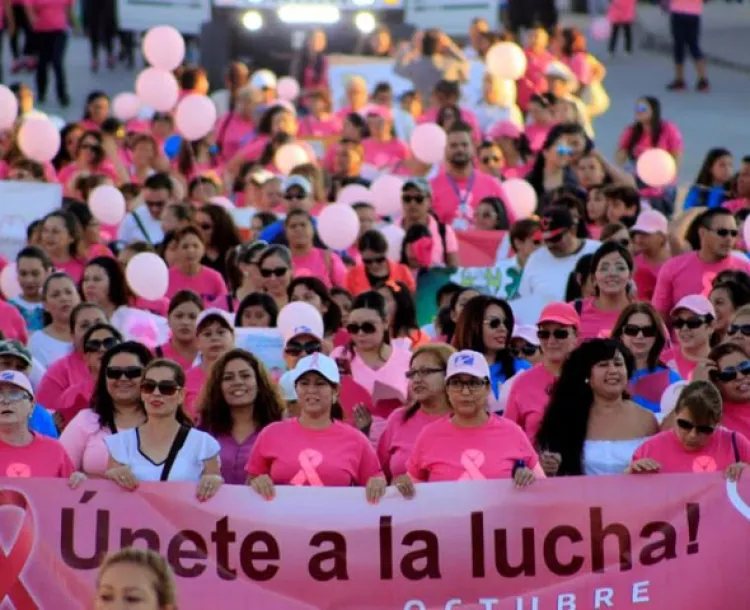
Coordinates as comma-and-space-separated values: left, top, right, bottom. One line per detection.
286, 324, 323, 343
446, 350, 491, 381
0, 370, 34, 398
512, 324, 540, 347
251, 69, 277, 90
278, 370, 298, 402
292, 353, 340, 385
196, 308, 235, 331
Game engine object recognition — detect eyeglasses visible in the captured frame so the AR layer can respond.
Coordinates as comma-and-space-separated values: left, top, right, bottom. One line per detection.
537, 328, 572, 340
709, 228, 739, 238
106, 366, 144, 381
0, 390, 31, 405
405, 367, 444, 380
284, 193, 307, 201
483, 318, 506, 330
346, 322, 378, 335
480, 155, 500, 164
284, 340, 322, 357
672, 317, 706, 330
260, 267, 288, 278
622, 324, 658, 338
710, 360, 750, 383
727, 324, 750, 337
363, 256, 386, 266
402, 195, 425, 204
141, 379, 182, 396
511, 344, 538, 357
199, 223, 213, 231
84, 337, 119, 353
446, 377, 488, 392
676, 418, 716, 436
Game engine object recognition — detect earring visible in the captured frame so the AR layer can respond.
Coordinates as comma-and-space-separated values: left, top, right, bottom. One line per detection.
584, 378, 589, 384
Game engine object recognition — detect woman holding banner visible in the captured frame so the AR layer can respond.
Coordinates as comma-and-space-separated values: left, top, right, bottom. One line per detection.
246, 353, 386, 502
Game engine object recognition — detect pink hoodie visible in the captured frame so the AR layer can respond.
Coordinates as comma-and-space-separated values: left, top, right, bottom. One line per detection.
36, 351, 94, 425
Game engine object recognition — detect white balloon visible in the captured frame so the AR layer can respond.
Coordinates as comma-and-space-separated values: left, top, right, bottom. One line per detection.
379, 224, 406, 262
336, 184, 372, 206
209, 196, 235, 210
274, 144, 310, 175
636, 148, 677, 188
369, 175, 404, 217
277, 302, 324, 341
318, 204, 360, 250
17, 117, 60, 163
277, 77, 301, 101
0, 85, 19, 130
0, 264, 21, 300
142, 25, 186, 71
89, 185, 126, 225
486, 42, 527, 80
501, 179, 538, 219
174, 94, 217, 141
135, 68, 180, 113
410, 123, 447, 165
126, 253, 169, 300
112, 93, 141, 121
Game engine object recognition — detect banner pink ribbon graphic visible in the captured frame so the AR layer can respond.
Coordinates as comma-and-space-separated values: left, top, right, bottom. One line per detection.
0, 489, 38, 610
290, 450, 324, 487
459, 449, 486, 481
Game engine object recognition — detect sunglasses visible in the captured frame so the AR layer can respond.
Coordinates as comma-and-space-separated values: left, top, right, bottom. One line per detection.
363, 256, 386, 266
512, 344, 538, 357
635, 104, 649, 113
284, 193, 307, 201
672, 317, 706, 330
106, 366, 144, 381
260, 267, 288, 278
402, 195, 425, 204
727, 324, 750, 337
709, 228, 739, 238
481, 155, 500, 164
346, 322, 377, 335
483, 318, 506, 330
710, 360, 750, 383
676, 418, 715, 435
556, 144, 573, 156
622, 324, 657, 338
612, 238, 630, 247
284, 340, 322, 357
199, 223, 213, 231
84, 337, 119, 353
146, 200, 166, 209
141, 379, 182, 396
537, 328, 572, 340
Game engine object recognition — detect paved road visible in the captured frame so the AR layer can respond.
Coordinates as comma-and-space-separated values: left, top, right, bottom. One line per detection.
2, 12, 748, 182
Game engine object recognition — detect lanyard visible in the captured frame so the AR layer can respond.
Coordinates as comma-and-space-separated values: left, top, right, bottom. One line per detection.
447, 170, 476, 228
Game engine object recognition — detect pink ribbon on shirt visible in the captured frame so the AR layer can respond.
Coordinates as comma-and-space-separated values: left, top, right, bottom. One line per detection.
290, 449, 324, 487
458, 449, 486, 481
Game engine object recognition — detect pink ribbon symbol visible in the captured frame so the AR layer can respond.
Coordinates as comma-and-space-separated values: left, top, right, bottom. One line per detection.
459, 449, 486, 481
290, 449, 324, 487
0, 489, 39, 609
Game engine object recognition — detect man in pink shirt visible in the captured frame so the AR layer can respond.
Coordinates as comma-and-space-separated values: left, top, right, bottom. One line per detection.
653, 208, 750, 321
430, 123, 512, 228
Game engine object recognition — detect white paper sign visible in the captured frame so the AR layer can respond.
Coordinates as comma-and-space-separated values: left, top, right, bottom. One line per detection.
235, 327, 287, 378
0, 181, 62, 262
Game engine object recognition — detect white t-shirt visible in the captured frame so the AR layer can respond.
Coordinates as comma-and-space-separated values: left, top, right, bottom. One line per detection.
28, 330, 73, 369
104, 427, 220, 482
117, 205, 165, 246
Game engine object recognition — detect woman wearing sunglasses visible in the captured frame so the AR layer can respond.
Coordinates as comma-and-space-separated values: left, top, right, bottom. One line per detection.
525, 124, 581, 201
344, 230, 415, 297
258, 245, 293, 310
726, 304, 750, 356
105, 359, 223, 502
196, 349, 283, 485
63, 342, 151, 488
612, 303, 681, 415
667, 295, 715, 380
577, 242, 633, 341
247, 354, 386, 503
509, 325, 542, 366
166, 226, 228, 307
710, 280, 750, 346
395, 350, 542, 499
211, 241, 268, 313
628, 381, 748, 480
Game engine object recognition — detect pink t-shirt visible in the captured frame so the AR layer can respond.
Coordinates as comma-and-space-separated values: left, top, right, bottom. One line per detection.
430, 169, 512, 226
517, 49, 555, 112
298, 114, 343, 138
53, 257, 85, 283
184, 365, 207, 418
215, 114, 255, 162
633, 254, 665, 301
25, 0, 72, 32
722, 402, 750, 442
58, 160, 120, 195
504, 363, 557, 443
724, 199, 750, 214
652, 252, 750, 320
407, 415, 542, 482
0, 300, 28, 344
0, 433, 74, 478
377, 407, 447, 480
330, 344, 412, 407
36, 351, 94, 422
167, 266, 228, 306
577, 297, 624, 341
59, 408, 113, 475
632, 427, 750, 473
668, 350, 699, 380
246, 418, 382, 486
608, 0, 637, 24
155, 340, 196, 371
670, 0, 703, 15
362, 138, 410, 168
564, 53, 593, 87
617, 121, 683, 160
525, 123, 552, 153
292, 248, 347, 289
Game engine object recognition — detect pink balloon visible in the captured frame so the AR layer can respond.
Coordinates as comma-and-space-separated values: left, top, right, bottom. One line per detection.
636, 148, 677, 188
18, 117, 60, 163
142, 25, 185, 71
369, 175, 403, 217
209, 196, 235, 210
89, 185, 126, 225
0, 85, 18, 130
410, 123, 447, 165
336, 184, 372, 206
126, 252, 169, 300
274, 143, 310, 175
502, 179, 538, 219
112, 93, 140, 121
318, 203, 360, 250
136, 68, 179, 113
175, 94, 217, 141
485, 42, 527, 80
0, 264, 21, 300
277, 302, 324, 341
277, 77, 300, 102
590, 17, 612, 41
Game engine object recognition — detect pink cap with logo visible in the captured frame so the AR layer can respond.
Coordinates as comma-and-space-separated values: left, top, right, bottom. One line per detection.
512, 324, 540, 346
670, 294, 716, 318
446, 350, 491, 380
537, 302, 581, 329
0, 370, 33, 397
631, 210, 668, 235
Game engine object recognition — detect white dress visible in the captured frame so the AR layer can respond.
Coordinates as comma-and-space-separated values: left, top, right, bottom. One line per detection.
104, 427, 220, 482
583, 438, 648, 476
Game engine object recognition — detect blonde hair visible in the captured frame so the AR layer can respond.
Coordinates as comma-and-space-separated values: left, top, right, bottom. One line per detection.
410, 343, 456, 369
97, 548, 177, 608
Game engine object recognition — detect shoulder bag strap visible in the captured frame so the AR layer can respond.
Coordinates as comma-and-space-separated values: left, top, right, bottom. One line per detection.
132, 209, 154, 246
732, 431, 740, 463
160, 425, 190, 482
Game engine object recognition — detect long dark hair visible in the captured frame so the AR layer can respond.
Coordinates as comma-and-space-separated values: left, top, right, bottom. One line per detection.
43, 209, 85, 260
536, 339, 635, 476
378, 281, 420, 340
141, 359, 193, 426
442, 287, 478, 342
235, 292, 279, 327
625, 96, 662, 162
287, 276, 342, 335
611, 302, 667, 371
196, 348, 283, 436
198, 203, 242, 252
90, 342, 152, 432
347, 291, 390, 359
694, 147, 733, 188
82, 256, 133, 308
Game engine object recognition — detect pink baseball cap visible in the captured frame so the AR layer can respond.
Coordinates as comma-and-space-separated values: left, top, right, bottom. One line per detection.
489, 120, 522, 141
631, 210, 668, 235
670, 295, 716, 318
364, 104, 393, 122
537, 302, 581, 329
0, 370, 33, 398
512, 324, 540, 347
446, 350, 491, 381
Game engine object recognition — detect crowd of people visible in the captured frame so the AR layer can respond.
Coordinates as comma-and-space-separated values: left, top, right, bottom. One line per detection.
0, 3, 748, 607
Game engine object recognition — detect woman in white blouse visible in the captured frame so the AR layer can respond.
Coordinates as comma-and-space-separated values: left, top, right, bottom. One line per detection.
105, 358, 223, 501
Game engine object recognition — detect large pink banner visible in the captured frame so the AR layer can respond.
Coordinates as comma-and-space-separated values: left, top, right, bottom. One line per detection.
1, 475, 750, 609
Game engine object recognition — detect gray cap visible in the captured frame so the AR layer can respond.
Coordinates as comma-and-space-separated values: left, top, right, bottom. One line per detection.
402, 177, 431, 196
0, 340, 32, 368
282, 175, 313, 196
